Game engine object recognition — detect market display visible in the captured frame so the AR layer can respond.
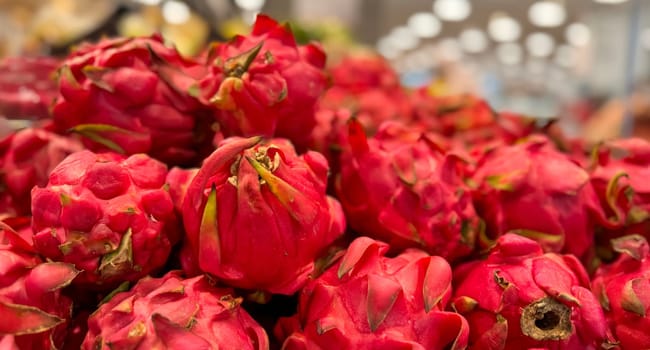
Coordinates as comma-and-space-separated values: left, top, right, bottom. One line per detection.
1, 14, 648, 350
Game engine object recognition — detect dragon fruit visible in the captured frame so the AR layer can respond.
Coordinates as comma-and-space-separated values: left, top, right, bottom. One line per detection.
0, 221, 79, 349
590, 138, 650, 244
82, 271, 269, 349
592, 234, 650, 349
452, 233, 614, 349
0, 56, 60, 119
51, 34, 213, 166
0, 127, 83, 217
30, 150, 180, 289
335, 119, 480, 262
182, 136, 345, 296
166, 167, 198, 215
472, 135, 606, 260
198, 15, 327, 150
275, 236, 469, 349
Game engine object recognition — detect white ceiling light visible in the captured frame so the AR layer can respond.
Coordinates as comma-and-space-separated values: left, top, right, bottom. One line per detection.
554, 44, 577, 67
433, 0, 471, 22
528, 1, 566, 28
565, 23, 591, 47
162, 0, 191, 24
593, 0, 628, 3
526, 32, 555, 57
488, 13, 521, 42
408, 12, 442, 38
459, 28, 488, 53
496, 42, 523, 65
377, 37, 401, 59
234, 0, 266, 11
642, 27, 650, 51
389, 26, 420, 51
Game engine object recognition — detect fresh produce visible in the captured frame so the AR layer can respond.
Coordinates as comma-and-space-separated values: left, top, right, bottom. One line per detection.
198, 15, 327, 150
592, 234, 650, 349
471, 135, 606, 260
0, 127, 83, 217
82, 271, 269, 349
51, 34, 212, 166
2, 12, 649, 349
275, 236, 469, 349
0, 221, 78, 349
182, 136, 345, 295
336, 119, 480, 261
452, 233, 614, 349
31, 150, 180, 289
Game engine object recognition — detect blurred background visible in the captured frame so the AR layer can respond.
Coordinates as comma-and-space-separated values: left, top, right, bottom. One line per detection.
1, 0, 649, 141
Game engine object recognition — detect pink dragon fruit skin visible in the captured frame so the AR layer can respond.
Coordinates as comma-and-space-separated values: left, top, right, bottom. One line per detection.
275, 236, 469, 349
0, 221, 79, 349
335, 119, 480, 262
165, 166, 198, 215
198, 15, 327, 150
30, 150, 180, 289
82, 271, 269, 350
0, 127, 83, 217
0, 56, 60, 119
592, 234, 650, 349
182, 136, 345, 296
471, 135, 606, 261
452, 233, 614, 349
52, 34, 213, 166
590, 138, 650, 246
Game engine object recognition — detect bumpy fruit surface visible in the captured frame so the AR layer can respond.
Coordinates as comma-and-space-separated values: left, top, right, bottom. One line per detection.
31, 150, 179, 289
592, 234, 650, 349
336, 120, 480, 261
52, 34, 212, 166
82, 271, 269, 349
0, 127, 82, 217
275, 236, 469, 349
0, 56, 60, 119
199, 15, 327, 150
0, 221, 78, 349
182, 136, 345, 295
452, 233, 613, 349
472, 135, 605, 260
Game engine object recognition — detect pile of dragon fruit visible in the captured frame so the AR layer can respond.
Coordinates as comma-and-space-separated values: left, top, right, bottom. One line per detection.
1, 14, 649, 349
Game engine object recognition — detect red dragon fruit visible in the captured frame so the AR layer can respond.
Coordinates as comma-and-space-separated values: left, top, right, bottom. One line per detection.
166, 166, 198, 215
30, 150, 180, 289
590, 138, 650, 245
335, 119, 480, 262
198, 15, 327, 150
182, 136, 345, 296
592, 234, 650, 349
472, 135, 606, 260
410, 92, 496, 135
452, 233, 614, 349
82, 271, 269, 349
275, 236, 469, 349
0, 127, 83, 217
51, 34, 213, 166
0, 221, 79, 349
0, 56, 60, 119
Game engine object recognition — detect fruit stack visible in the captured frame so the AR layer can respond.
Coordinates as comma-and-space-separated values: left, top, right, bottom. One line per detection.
1, 14, 648, 350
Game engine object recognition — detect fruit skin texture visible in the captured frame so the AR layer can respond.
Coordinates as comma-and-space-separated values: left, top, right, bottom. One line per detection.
0, 221, 79, 349
472, 135, 605, 260
82, 271, 269, 350
0, 56, 60, 119
182, 136, 345, 295
166, 166, 198, 215
590, 138, 650, 243
275, 236, 469, 350
335, 119, 480, 262
452, 233, 613, 350
52, 34, 212, 166
31, 150, 179, 289
199, 15, 327, 150
0, 127, 83, 217
591, 234, 650, 349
